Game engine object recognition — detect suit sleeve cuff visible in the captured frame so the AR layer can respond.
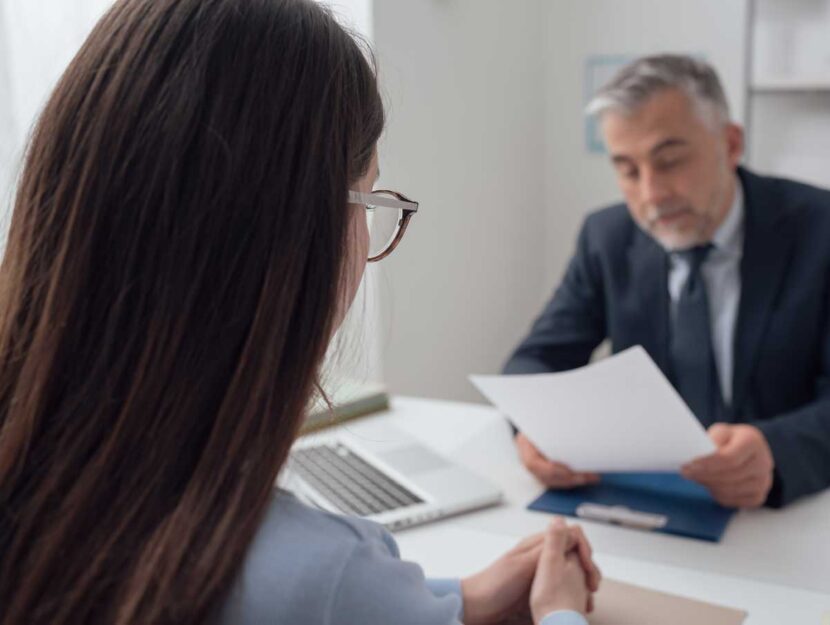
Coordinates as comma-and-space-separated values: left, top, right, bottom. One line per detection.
751, 419, 794, 507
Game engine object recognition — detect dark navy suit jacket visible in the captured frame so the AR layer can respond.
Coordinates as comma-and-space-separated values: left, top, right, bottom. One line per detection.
504, 167, 830, 507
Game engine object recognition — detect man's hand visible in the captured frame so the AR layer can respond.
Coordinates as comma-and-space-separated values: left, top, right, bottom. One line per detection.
681, 423, 774, 508
516, 433, 600, 489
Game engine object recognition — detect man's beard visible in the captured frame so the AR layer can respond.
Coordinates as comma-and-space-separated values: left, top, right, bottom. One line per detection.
644, 204, 709, 251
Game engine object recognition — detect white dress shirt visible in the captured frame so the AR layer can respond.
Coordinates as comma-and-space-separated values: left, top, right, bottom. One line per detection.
668, 182, 744, 406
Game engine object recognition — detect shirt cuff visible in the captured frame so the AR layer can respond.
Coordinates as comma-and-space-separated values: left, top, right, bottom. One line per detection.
540, 610, 589, 625
425, 578, 463, 621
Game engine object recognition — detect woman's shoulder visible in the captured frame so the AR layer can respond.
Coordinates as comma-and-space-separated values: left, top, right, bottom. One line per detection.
219, 490, 390, 624
219, 491, 461, 625
265, 489, 391, 545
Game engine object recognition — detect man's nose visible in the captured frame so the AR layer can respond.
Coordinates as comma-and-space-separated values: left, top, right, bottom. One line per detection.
639, 169, 672, 207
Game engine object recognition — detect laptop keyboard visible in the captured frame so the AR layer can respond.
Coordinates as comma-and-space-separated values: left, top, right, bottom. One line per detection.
290, 442, 424, 517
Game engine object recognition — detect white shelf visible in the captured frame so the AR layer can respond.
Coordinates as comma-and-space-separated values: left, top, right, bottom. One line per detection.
752, 76, 830, 92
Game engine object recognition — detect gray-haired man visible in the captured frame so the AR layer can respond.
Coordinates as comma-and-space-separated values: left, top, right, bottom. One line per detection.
504, 54, 830, 509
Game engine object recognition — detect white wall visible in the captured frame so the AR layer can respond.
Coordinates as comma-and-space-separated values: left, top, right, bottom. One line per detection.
749, 92, 830, 187
0, 5, 16, 223
322, 0, 372, 39
748, 0, 830, 187
0, 0, 114, 228
373, 0, 547, 402
373, 0, 750, 403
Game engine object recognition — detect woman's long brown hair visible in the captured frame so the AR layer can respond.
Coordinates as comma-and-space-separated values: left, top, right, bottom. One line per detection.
0, 1, 383, 623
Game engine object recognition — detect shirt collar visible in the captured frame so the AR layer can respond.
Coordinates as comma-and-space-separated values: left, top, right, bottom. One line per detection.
710, 176, 744, 256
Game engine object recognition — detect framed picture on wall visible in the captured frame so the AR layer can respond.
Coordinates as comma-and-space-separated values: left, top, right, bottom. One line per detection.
584, 54, 632, 154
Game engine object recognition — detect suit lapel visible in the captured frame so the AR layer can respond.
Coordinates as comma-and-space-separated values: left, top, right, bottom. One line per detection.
628, 229, 671, 374
732, 169, 796, 413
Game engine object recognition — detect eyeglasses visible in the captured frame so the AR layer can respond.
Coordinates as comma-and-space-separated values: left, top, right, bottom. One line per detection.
347, 189, 419, 262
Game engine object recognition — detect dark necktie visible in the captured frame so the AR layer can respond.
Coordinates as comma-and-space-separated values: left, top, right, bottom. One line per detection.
670, 244, 724, 427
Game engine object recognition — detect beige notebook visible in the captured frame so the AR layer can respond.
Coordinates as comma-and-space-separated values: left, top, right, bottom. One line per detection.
588, 579, 747, 625
499, 579, 747, 625
301, 380, 389, 434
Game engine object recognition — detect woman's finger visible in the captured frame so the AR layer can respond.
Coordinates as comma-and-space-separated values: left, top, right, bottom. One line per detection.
569, 525, 601, 592
513, 531, 546, 553
537, 518, 569, 579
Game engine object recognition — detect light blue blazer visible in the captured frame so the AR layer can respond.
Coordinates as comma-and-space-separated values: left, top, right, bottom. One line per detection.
219, 490, 587, 625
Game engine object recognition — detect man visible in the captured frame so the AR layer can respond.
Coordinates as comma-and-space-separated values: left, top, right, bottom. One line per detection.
505, 54, 830, 509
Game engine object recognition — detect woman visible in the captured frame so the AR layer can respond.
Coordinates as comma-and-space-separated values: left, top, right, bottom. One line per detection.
0, 1, 600, 624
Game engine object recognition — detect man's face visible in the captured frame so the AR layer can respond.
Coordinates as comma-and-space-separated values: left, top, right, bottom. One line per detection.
600, 88, 743, 250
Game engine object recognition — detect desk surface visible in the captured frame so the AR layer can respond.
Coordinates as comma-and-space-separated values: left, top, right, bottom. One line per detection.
338, 396, 830, 602
396, 525, 828, 625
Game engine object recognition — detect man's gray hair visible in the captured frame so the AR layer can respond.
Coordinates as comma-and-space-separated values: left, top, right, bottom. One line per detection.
586, 54, 730, 128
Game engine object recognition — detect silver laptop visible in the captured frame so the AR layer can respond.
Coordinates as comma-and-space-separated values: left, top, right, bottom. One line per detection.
281, 420, 502, 531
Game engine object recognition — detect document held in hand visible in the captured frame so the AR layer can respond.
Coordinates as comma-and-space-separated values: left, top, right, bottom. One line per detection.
470, 346, 716, 472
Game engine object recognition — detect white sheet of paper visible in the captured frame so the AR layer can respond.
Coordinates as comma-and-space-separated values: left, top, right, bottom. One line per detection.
470, 346, 716, 472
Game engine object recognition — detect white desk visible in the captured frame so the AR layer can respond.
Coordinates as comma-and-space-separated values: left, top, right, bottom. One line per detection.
397, 525, 828, 625
335, 396, 830, 622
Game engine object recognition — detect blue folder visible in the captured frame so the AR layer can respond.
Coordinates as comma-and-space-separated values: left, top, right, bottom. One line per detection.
527, 472, 735, 542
